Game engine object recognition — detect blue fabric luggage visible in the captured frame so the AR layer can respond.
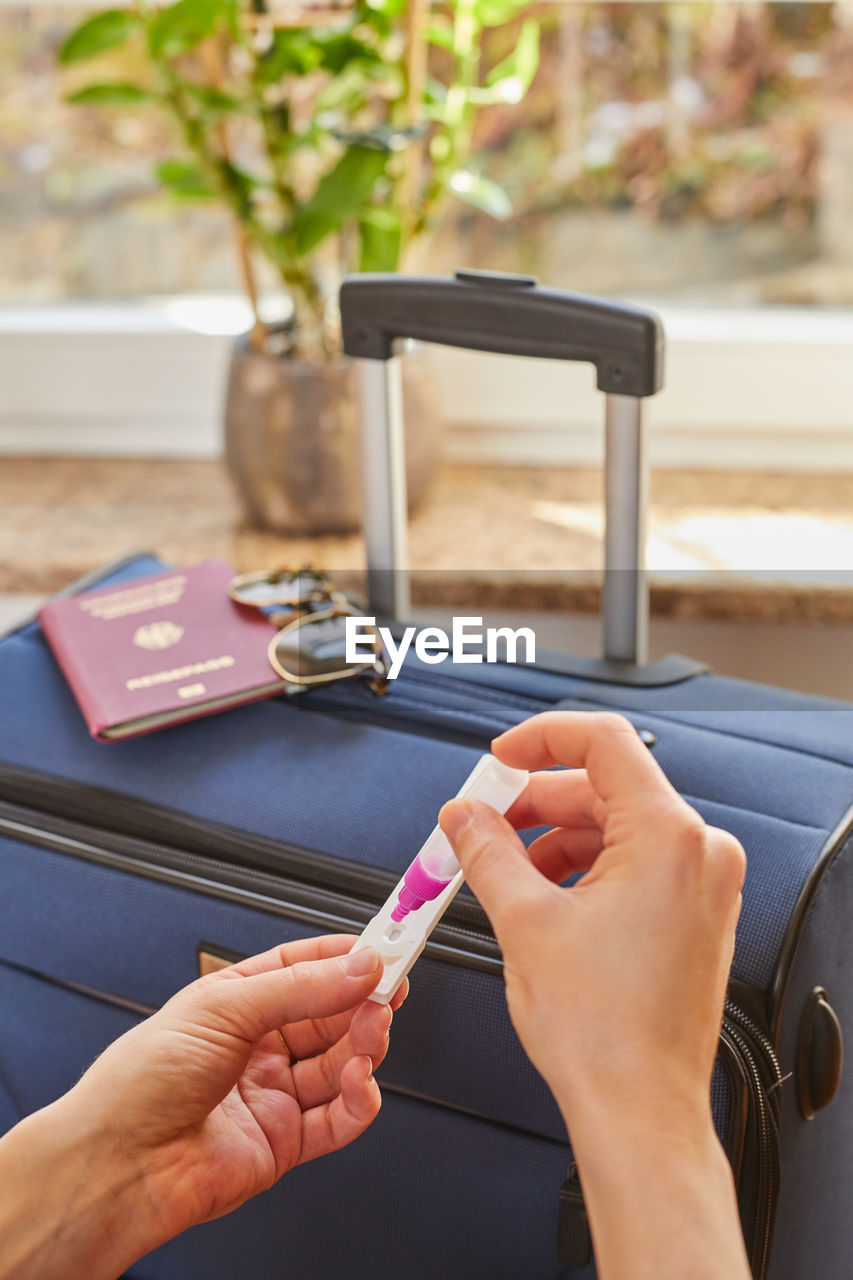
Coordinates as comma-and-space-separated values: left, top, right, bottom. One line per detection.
1, 273, 852, 1280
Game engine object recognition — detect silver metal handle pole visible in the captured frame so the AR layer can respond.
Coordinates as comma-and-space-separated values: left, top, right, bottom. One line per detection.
603, 393, 648, 664
356, 356, 410, 619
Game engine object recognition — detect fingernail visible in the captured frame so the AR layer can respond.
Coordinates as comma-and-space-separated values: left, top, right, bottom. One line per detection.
343, 946, 380, 977
439, 797, 473, 844
382, 1004, 393, 1031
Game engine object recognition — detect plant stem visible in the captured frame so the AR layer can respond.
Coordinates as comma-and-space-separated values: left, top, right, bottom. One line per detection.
400, 0, 429, 240
198, 33, 267, 351
233, 225, 267, 351
158, 61, 329, 354
134, 0, 329, 356
411, 0, 480, 245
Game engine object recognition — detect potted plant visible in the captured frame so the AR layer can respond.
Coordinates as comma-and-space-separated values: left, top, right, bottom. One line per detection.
59, 0, 541, 533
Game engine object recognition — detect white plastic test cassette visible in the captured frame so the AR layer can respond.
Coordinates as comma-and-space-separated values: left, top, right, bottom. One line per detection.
349, 754, 529, 1004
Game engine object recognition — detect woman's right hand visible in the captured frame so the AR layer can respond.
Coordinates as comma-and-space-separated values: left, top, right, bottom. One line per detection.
439, 711, 751, 1280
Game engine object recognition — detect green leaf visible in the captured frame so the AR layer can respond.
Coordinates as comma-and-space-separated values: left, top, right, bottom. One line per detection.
424, 76, 448, 106
358, 206, 402, 272
155, 158, 215, 199
356, 0, 406, 38
58, 10, 137, 65
425, 22, 454, 51
220, 159, 257, 206
66, 82, 157, 106
147, 0, 226, 60
449, 170, 512, 219
314, 63, 382, 114
253, 29, 321, 84
363, 0, 407, 15
474, 0, 532, 26
314, 33, 382, 75
292, 145, 389, 255
485, 20, 540, 101
183, 83, 244, 113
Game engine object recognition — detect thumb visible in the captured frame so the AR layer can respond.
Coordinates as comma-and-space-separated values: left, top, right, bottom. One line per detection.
439, 797, 544, 935
179, 948, 383, 1043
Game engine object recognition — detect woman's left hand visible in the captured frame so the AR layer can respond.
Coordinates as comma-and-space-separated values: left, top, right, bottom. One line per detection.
0, 934, 404, 1280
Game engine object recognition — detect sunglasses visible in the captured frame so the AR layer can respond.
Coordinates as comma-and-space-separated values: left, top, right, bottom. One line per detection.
229, 568, 390, 695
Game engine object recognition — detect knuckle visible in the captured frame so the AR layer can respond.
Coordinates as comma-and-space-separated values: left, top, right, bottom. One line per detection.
670, 812, 746, 900
674, 807, 710, 859
322, 1098, 338, 1145
530, 710, 562, 731
288, 958, 318, 994
595, 711, 635, 738
185, 971, 228, 1007
712, 829, 748, 890
168, 970, 241, 1033
319, 1044, 339, 1091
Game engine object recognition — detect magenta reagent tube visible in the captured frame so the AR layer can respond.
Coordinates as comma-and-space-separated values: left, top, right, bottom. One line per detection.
387, 755, 530, 924
390, 831, 457, 921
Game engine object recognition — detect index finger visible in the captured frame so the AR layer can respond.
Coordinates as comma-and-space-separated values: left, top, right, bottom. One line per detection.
231, 934, 358, 979
492, 711, 680, 811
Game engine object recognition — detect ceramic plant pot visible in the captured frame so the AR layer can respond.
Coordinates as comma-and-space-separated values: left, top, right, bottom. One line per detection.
224, 337, 441, 534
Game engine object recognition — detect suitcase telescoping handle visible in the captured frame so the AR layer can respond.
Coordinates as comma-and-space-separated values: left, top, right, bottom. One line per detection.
340, 269, 664, 667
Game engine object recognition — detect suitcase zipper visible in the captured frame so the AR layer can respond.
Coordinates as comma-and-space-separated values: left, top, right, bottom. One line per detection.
0, 768, 499, 964
303, 667, 549, 745
720, 1000, 782, 1280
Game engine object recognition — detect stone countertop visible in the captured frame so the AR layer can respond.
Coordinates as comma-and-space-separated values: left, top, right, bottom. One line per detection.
2, 457, 853, 623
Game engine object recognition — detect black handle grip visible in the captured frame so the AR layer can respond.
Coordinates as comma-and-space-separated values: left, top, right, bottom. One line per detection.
340, 269, 663, 397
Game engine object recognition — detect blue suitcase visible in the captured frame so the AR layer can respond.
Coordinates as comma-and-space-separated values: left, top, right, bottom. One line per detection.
1, 274, 852, 1280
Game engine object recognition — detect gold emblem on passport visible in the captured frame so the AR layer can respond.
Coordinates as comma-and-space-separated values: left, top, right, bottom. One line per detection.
133, 621, 185, 650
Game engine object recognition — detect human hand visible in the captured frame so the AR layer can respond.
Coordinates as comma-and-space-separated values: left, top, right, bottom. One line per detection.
440, 712, 744, 1129
0, 935, 405, 1280
439, 712, 750, 1280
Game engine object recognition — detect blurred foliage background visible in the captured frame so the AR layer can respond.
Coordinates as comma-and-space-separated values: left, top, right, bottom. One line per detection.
52, 0, 544, 354
3, 1, 853, 305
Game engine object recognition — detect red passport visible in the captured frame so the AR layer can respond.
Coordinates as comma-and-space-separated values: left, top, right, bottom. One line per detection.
38, 559, 287, 741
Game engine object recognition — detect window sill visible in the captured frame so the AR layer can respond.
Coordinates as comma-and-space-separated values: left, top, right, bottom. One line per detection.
0, 298, 852, 470
2, 453, 852, 610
